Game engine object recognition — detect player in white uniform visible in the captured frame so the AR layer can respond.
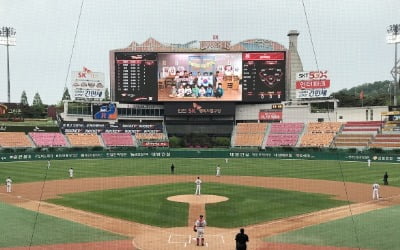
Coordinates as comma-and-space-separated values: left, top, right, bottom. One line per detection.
195, 177, 202, 195
367, 159, 371, 168
5, 177, 12, 193
372, 182, 380, 200
193, 215, 207, 246
47, 160, 51, 169
69, 168, 74, 178
216, 165, 221, 177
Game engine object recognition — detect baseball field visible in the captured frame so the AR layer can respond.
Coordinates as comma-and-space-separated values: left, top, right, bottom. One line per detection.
1, 157, 400, 249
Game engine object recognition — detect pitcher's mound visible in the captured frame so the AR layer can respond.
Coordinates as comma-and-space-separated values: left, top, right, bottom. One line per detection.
167, 194, 228, 204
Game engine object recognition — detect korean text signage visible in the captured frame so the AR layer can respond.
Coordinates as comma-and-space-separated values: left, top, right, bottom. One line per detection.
72, 67, 105, 100
296, 70, 330, 99
199, 40, 231, 50
259, 109, 282, 121
164, 102, 235, 116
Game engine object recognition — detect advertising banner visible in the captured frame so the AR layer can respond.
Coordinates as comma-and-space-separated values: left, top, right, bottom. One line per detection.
72, 67, 105, 100
296, 89, 329, 99
164, 102, 235, 116
295, 80, 330, 89
296, 70, 330, 98
259, 110, 282, 121
141, 141, 169, 147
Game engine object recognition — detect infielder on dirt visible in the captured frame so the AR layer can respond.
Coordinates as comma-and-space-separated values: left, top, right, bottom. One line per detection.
193, 214, 206, 246
5, 176, 12, 193
372, 182, 380, 200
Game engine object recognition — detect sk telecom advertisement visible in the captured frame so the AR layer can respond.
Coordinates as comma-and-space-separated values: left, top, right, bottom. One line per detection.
295, 70, 330, 99
72, 67, 105, 100
164, 102, 235, 116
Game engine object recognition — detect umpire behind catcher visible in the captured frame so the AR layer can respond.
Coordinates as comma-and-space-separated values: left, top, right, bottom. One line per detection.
235, 228, 249, 250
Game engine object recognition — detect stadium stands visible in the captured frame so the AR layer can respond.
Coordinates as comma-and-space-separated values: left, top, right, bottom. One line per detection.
333, 134, 373, 148
60, 121, 168, 147
341, 121, 382, 134
29, 132, 68, 147
265, 134, 300, 147
233, 123, 268, 147
369, 134, 400, 148
66, 133, 103, 147
300, 122, 342, 147
265, 122, 304, 147
135, 133, 166, 140
0, 132, 33, 148
101, 133, 136, 147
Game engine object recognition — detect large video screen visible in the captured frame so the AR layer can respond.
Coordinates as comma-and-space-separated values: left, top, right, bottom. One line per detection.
114, 52, 157, 103
242, 52, 286, 102
113, 52, 285, 103
157, 53, 242, 102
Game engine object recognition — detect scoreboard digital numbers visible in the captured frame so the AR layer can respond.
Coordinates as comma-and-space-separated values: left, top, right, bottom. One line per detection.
115, 52, 157, 102
242, 52, 286, 102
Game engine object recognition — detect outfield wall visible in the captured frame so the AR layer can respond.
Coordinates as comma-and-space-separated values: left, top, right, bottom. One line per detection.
0, 149, 399, 163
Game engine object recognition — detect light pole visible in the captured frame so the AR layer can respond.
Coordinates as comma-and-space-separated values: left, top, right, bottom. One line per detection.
387, 24, 400, 106
0, 26, 16, 103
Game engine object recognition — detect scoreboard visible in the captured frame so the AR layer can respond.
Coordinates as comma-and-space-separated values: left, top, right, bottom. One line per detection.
242, 52, 285, 102
113, 52, 286, 103
115, 52, 157, 102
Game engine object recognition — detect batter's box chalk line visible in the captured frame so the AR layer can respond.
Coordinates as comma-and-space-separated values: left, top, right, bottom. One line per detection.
168, 233, 224, 247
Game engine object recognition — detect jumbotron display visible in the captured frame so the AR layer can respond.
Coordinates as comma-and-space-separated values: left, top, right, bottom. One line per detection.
115, 52, 158, 102
113, 52, 285, 103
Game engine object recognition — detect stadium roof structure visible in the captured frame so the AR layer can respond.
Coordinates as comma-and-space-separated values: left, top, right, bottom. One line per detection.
112, 37, 287, 52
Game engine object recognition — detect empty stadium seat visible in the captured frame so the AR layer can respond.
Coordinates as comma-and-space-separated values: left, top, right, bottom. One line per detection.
234, 123, 267, 147
101, 133, 135, 147
29, 132, 68, 147
300, 122, 342, 147
66, 133, 102, 147
0, 132, 33, 147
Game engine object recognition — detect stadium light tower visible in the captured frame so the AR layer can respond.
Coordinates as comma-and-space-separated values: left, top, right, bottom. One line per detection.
0, 26, 16, 103
387, 24, 400, 106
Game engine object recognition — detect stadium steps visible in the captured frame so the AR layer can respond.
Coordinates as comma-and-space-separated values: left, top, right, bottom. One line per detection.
295, 123, 306, 147
62, 134, 71, 147
230, 126, 237, 147
26, 133, 37, 148
63, 133, 73, 148
261, 123, 271, 150
98, 134, 106, 147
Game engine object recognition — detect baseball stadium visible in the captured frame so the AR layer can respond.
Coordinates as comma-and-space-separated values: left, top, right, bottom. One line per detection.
2, 3, 400, 250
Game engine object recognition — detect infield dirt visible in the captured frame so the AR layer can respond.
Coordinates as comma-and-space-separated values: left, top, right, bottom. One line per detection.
1, 175, 400, 250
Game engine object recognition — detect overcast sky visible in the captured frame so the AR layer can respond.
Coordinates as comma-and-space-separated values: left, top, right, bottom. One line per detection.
0, 0, 399, 104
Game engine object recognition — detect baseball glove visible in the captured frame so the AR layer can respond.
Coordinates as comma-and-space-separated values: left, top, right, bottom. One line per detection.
193, 226, 197, 232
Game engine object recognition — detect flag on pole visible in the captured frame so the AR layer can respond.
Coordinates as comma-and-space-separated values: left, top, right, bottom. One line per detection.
359, 90, 364, 100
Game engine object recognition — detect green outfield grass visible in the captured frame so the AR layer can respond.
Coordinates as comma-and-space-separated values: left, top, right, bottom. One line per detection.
0, 158, 398, 186
47, 182, 348, 228
0, 201, 127, 248
265, 205, 400, 250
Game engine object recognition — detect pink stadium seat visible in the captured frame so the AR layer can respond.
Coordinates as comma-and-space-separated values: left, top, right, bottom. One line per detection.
29, 132, 68, 147
101, 133, 135, 147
